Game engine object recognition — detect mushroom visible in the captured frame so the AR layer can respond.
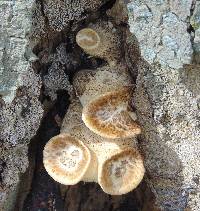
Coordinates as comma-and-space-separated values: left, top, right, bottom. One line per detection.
82, 88, 141, 139
43, 133, 91, 185
76, 21, 121, 66
73, 64, 141, 139
59, 99, 145, 194
43, 99, 144, 194
99, 149, 145, 195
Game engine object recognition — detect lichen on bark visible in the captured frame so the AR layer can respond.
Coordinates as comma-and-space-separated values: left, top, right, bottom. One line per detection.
126, 0, 200, 210
0, 1, 43, 209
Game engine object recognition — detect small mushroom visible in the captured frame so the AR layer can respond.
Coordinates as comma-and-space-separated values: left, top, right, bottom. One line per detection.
99, 149, 145, 195
82, 88, 141, 139
76, 21, 121, 66
73, 65, 141, 139
43, 133, 91, 185
60, 99, 145, 194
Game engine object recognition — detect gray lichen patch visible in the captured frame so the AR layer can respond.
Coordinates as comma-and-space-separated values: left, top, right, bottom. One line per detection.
126, 1, 200, 210
0, 0, 36, 103
43, 0, 108, 32
0, 144, 29, 211
0, 69, 43, 146
134, 62, 200, 210
43, 62, 73, 101
0, 68, 43, 209
30, 1, 46, 45
127, 0, 193, 69
41, 42, 82, 101
0, 1, 44, 208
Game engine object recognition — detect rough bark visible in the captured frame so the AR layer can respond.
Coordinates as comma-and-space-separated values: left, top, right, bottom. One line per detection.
0, 1, 43, 210
0, 0, 200, 210
126, 0, 200, 210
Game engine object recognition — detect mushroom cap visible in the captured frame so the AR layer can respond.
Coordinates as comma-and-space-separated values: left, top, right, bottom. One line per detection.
98, 149, 145, 195
76, 28, 100, 51
82, 88, 141, 139
43, 133, 91, 185
75, 21, 121, 65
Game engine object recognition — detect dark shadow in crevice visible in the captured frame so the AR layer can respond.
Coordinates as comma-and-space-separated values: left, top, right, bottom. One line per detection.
61, 181, 147, 211
21, 91, 70, 211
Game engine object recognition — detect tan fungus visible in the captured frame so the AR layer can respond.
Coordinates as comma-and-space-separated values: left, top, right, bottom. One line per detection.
60, 99, 145, 194
73, 65, 141, 139
43, 18, 144, 195
82, 88, 141, 139
76, 21, 121, 66
43, 133, 91, 185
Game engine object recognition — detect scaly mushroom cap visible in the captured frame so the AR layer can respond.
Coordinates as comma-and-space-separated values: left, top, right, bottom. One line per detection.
43, 133, 91, 185
82, 88, 141, 139
76, 21, 121, 65
99, 149, 145, 195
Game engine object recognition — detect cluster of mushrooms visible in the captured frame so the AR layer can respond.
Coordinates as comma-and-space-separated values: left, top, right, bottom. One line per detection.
43, 21, 145, 195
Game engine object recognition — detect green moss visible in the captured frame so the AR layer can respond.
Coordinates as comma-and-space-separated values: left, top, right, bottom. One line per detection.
191, 21, 200, 30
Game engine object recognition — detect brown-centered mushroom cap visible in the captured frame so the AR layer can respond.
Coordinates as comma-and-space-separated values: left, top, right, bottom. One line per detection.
76, 28, 100, 51
99, 149, 145, 195
43, 133, 91, 185
82, 88, 141, 139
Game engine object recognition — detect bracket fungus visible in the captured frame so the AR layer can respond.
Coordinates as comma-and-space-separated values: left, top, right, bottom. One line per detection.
76, 21, 121, 66
73, 65, 141, 139
43, 99, 145, 195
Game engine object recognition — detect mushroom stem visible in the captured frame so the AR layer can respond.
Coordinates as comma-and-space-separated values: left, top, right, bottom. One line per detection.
73, 64, 132, 106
